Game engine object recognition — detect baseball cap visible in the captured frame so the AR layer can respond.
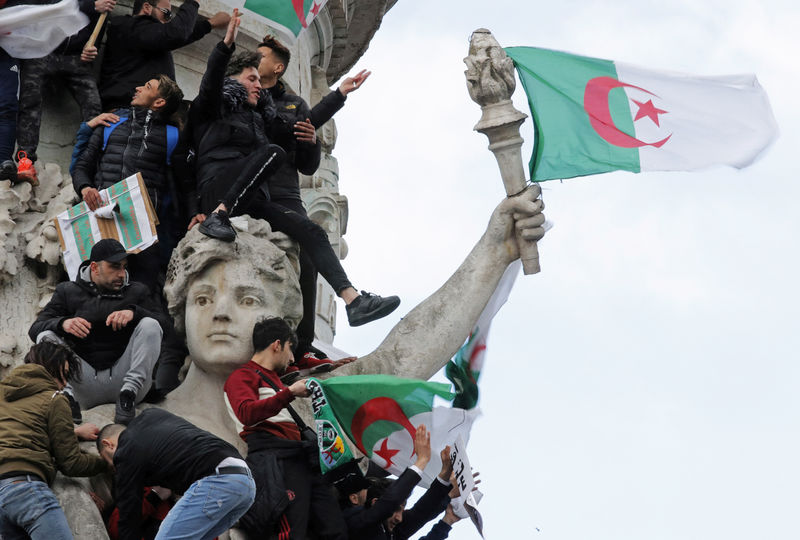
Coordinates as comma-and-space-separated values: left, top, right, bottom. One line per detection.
89, 239, 128, 263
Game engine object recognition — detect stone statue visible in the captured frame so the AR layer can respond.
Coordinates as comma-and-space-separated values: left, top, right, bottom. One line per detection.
152, 190, 544, 449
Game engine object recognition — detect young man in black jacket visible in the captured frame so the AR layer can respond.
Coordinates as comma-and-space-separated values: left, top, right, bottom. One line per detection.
29, 239, 166, 425
256, 35, 379, 366
72, 72, 183, 294
98, 0, 229, 110
191, 12, 400, 333
97, 408, 255, 540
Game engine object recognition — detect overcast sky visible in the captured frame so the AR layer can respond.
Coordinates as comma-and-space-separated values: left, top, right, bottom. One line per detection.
326, 1, 798, 539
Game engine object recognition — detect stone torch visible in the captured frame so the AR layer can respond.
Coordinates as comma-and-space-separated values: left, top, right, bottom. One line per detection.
464, 28, 541, 274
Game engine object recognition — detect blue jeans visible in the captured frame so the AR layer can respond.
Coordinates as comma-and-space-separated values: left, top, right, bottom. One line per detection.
155, 473, 256, 540
0, 476, 73, 540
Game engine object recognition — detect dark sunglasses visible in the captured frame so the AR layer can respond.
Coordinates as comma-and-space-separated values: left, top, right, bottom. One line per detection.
155, 5, 173, 20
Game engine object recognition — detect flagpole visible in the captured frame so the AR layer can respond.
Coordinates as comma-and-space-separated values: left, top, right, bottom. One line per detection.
464, 28, 541, 275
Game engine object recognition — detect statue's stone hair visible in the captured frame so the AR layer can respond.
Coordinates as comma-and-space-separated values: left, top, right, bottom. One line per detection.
163, 217, 302, 334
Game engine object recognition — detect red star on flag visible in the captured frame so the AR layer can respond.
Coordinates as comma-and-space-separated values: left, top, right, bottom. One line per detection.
310, 2, 321, 16
374, 439, 400, 468
632, 98, 668, 127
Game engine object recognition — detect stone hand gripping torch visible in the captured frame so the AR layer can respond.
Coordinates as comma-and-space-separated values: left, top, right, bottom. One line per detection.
464, 28, 541, 274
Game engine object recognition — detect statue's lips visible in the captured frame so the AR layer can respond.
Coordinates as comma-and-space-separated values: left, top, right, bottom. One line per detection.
208, 331, 237, 341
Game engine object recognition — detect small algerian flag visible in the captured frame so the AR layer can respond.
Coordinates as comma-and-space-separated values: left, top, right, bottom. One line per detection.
446, 259, 521, 410
504, 46, 778, 181
320, 375, 480, 487
228, 0, 329, 44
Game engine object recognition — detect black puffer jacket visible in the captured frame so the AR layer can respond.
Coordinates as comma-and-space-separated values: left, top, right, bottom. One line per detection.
72, 107, 174, 208
265, 82, 324, 203
189, 41, 277, 192
99, 0, 210, 108
28, 262, 167, 372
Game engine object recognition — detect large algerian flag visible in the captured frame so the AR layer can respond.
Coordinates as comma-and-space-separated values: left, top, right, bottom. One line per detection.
504, 46, 778, 182
446, 259, 521, 410
319, 375, 480, 487
223, 0, 329, 44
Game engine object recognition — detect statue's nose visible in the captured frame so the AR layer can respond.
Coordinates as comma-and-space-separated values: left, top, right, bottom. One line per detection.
212, 294, 233, 321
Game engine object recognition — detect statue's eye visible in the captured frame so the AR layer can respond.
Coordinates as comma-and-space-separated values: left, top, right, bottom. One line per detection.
241, 296, 261, 307
195, 295, 211, 306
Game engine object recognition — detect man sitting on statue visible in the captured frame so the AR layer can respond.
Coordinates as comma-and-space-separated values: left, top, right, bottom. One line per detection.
254, 33, 374, 372
29, 239, 166, 425
223, 316, 347, 539
188, 11, 400, 335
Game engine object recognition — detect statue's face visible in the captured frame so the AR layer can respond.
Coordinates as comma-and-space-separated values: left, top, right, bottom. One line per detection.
185, 259, 286, 375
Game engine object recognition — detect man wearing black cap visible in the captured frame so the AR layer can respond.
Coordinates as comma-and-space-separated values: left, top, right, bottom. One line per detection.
29, 238, 166, 425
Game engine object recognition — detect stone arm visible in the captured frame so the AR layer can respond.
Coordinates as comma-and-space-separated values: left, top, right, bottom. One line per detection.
29, 285, 72, 341
345, 467, 422, 534
72, 123, 104, 197
353, 188, 545, 379
48, 396, 108, 477
129, 0, 201, 52
394, 477, 451, 540
309, 89, 346, 129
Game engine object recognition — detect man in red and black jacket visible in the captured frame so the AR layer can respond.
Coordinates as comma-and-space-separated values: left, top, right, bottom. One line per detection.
224, 316, 347, 539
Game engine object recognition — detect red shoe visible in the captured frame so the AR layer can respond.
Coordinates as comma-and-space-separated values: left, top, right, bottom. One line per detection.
15, 151, 38, 187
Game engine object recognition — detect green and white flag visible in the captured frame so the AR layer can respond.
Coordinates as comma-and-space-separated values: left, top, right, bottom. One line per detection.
504, 46, 778, 181
307, 378, 356, 476
54, 173, 158, 280
320, 375, 480, 487
223, 0, 329, 44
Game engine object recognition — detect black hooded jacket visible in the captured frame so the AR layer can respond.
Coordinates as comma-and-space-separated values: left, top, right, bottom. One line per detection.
189, 41, 277, 193
28, 262, 167, 371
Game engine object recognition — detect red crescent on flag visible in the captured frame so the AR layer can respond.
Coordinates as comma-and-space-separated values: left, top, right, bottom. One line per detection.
292, 0, 308, 28
350, 397, 417, 455
583, 76, 671, 149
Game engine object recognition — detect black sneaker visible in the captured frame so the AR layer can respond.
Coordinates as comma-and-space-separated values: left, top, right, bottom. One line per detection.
114, 390, 137, 425
346, 291, 400, 327
65, 392, 82, 425
0, 160, 16, 183
199, 210, 236, 242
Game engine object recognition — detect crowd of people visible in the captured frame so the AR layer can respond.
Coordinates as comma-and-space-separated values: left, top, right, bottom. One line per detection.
0, 1, 479, 538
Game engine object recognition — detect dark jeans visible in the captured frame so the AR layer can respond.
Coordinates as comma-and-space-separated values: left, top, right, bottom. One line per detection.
273, 198, 319, 351
200, 150, 352, 297
0, 48, 19, 162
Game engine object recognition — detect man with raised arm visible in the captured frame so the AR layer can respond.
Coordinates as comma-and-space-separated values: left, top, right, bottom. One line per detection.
98, 0, 229, 110
191, 12, 400, 333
